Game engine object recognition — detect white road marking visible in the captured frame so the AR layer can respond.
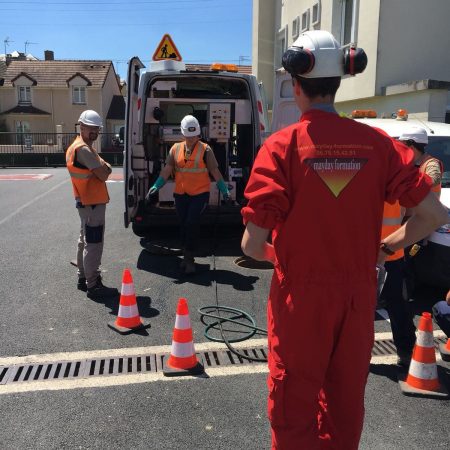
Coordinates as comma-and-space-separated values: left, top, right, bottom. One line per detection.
1, 332, 447, 396
0, 339, 268, 366
0, 174, 52, 181
0, 351, 445, 396
0, 178, 69, 226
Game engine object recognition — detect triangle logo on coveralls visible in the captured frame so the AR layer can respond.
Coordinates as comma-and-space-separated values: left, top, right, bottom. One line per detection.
305, 158, 368, 197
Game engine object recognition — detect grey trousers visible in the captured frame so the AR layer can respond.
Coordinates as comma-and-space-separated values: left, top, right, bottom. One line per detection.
76, 204, 106, 288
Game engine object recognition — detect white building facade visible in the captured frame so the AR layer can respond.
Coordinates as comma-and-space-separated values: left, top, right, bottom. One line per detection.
253, 0, 450, 123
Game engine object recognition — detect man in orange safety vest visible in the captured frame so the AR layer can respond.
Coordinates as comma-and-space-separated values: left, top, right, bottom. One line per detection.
66, 110, 117, 299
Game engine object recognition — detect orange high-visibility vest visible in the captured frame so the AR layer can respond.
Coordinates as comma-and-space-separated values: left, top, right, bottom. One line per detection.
381, 201, 404, 261
66, 135, 109, 205
419, 156, 443, 197
173, 141, 210, 195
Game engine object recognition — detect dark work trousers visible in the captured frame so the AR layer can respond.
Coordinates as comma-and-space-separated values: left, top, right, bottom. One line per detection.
433, 302, 450, 337
173, 192, 209, 252
76, 203, 106, 288
403, 244, 416, 299
380, 258, 416, 356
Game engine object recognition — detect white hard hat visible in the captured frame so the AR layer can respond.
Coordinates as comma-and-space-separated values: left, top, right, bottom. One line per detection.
78, 110, 103, 128
399, 126, 428, 144
180, 115, 200, 137
282, 30, 367, 78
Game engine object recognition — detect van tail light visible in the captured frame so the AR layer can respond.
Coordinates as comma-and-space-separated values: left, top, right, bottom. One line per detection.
260, 123, 265, 131
257, 101, 263, 114
137, 98, 142, 110
135, 216, 143, 222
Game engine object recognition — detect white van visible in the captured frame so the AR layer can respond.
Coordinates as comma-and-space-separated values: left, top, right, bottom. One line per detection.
271, 70, 450, 295
271, 70, 450, 209
124, 58, 269, 236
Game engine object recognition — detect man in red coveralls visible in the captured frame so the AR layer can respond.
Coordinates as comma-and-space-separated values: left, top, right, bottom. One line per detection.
241, 30, 448, 450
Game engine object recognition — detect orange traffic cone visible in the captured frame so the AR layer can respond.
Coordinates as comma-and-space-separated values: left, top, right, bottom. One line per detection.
108, 268, 150, 334
399, 312, 448, 398
439, 338, 450, 362
163, 298, 204, 377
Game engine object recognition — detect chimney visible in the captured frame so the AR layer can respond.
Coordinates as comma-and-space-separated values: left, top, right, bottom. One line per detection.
44, 50, 54, 61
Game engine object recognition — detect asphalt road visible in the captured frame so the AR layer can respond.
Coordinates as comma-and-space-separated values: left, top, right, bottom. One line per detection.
0, 167, 449, 450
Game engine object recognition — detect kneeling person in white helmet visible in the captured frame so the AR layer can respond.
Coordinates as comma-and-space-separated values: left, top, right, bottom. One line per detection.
66, 110, 117, 298
146, 115, 230, 274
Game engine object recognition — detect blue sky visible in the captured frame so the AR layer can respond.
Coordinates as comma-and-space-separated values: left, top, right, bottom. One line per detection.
0, 0, 253, 80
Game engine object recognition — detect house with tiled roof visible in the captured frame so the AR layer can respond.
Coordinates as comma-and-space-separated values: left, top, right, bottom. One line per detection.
0, 51, 125, 150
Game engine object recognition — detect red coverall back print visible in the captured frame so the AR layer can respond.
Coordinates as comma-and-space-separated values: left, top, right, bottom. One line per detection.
241, 109, 430, 450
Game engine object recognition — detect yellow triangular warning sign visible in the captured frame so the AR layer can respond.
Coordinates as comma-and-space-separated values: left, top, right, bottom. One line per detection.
152, 34, 182, 61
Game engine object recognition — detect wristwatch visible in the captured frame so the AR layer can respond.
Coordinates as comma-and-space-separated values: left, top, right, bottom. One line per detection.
380, 242, 395, 256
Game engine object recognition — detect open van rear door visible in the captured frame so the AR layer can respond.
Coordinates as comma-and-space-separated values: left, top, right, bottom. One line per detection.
257, 81, 271, 141
271, 69, 301, 133
124, 57, 145, 228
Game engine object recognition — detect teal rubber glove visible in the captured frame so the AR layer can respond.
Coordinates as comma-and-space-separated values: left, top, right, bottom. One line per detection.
146, 176, 165, 201
216, 179, 230, 198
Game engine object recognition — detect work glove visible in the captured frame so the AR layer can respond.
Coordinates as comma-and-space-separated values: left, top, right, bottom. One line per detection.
216, 179, 231, 201
145, 176, 165, 202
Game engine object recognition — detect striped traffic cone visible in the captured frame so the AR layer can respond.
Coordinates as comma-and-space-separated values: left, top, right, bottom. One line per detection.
439, 338, 450, 362
163, 298, 204, 377
399, 312, 448, 398
108, 268, 150, 335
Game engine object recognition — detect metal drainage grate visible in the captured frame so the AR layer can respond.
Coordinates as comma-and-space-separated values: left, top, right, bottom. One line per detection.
0, 338, 447, 385
0, 347, 268, 385
234, 256, 274, 270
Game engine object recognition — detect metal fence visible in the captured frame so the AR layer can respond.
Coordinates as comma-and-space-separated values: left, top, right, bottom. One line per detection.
0, 132, 123, 153
0, 132, 123, 167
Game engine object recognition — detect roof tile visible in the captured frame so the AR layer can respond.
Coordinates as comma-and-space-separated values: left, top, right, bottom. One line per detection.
3, 60, 112, 88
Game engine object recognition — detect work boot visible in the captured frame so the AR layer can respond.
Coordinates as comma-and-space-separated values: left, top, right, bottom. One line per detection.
180, 249, 187, 270
183, 250, 196, 275
87, 277, 118, 300
77, 277, 87, 292
396, 351, 412, 369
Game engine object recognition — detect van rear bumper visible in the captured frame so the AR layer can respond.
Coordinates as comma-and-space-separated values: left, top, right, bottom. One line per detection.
131, 204, 244, 236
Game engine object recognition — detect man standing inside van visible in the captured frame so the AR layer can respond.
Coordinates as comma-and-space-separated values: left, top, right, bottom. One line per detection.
66, 110, 116, 299
146, 115, 230, 274
240, 30, 448, 450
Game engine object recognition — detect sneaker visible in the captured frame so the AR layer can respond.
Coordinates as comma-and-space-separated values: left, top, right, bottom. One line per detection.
86, 278, 118, 299
77, 277, 87, 292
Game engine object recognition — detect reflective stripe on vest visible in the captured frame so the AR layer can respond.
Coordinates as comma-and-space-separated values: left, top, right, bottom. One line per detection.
66, 136, 109, 205
68, 171, 92, 180
381, 201, 404, 261
174, 143, 208, 173
174, 141, 210, 195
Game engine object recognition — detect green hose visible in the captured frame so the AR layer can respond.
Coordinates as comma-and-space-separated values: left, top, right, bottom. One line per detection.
198, 172, 268, 362
198, 305, 267, 343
